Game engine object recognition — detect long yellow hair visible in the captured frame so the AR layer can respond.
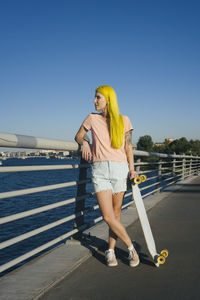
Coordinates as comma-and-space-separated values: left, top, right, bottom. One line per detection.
96, 85, 124, 149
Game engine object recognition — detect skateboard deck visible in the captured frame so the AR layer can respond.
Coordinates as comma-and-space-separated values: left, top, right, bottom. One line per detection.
131, 175, 168, 267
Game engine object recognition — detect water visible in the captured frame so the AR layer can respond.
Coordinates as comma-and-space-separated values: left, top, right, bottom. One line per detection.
0, 157, 161, 276
0, 157, 99, 274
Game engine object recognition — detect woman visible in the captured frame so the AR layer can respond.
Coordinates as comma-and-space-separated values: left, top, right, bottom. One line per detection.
75, 85, 139, 267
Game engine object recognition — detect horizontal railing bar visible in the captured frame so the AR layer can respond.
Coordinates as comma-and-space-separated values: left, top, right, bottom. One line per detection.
138, 170, 156, 174
92, 216, 103, 224
0, 199, 74, 225
135, 162, 159, 166
0, 227, 82, 273
141, 175, 159, 182
0, 133, 79, 151
176, 173, 182, 178
122, 200, 134, 209
174, 169, 182, 173
143, 186, 161, 197
2, 161, 196, 172
161, 175, 176, 183
133, 149, 200, 159
170, 173, 181, 178
0, 164, 79, 173
173, 165, 182, 168
158, 162, 172, 165
162, 171, 173, 176
148, 175, 160, 181
90, 204, 99, 211
0, 179, 91, 200
191, 165, 199, 169
140, 181, 160, 191
0, 212, 82, 250
0, 193, 91, 225
124, 191, 132, 198
161, 167, 173, 170
1, 133, 200, 160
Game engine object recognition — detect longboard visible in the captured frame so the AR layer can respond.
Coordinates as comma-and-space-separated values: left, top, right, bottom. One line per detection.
131, 175, 168, 267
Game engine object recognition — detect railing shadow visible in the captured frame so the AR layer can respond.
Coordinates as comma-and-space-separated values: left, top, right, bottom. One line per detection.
161, 181, 200, 194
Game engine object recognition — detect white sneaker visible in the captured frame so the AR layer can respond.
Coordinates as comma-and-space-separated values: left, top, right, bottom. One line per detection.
128, 249, 140, 267
105, 250, 118, 267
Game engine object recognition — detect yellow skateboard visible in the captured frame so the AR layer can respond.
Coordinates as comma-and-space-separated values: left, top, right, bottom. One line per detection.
132, 175, 168, 267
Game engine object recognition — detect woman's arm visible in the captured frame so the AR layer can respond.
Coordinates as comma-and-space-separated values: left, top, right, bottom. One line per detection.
75, 125, 92, 162
125, 130, 138, 180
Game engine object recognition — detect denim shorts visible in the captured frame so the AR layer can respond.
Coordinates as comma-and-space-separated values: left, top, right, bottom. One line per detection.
91, 161, 129, 193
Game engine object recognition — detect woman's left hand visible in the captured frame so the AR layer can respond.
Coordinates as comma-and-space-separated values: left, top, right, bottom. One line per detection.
129, 170, 138, 180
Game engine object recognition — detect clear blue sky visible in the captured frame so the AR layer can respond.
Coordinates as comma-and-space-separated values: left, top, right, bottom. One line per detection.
0, 0, 199, 146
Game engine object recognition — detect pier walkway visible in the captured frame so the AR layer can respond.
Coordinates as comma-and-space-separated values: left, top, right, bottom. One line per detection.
0, 176, 200, 300
39, 176, 200, 300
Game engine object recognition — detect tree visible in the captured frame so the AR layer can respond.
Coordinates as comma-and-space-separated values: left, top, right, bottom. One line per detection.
137, 135, 154, 152
189, 139, 200, 156
162, 140, 173, 154
169, 137, 190, 154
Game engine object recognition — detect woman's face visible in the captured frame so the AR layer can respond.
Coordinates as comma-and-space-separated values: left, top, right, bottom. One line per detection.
94, 92, 107, 111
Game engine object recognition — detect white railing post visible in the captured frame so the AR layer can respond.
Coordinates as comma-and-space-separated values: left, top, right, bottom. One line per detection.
73, 156, 89, 238
173, 153, 176, 180
198, 158, 200, 175
136, 158, 141, 174
182, 157, 186, 180
157, 159, 162, 193
189, 156, 192, 176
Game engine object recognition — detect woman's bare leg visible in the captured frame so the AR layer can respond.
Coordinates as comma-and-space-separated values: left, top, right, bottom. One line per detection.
108, 192, 125, 250
96, 190, 132, 248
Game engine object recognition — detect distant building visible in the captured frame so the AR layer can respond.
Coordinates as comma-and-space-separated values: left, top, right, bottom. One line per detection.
165, 138, 174, 144
154, 138, 174, 147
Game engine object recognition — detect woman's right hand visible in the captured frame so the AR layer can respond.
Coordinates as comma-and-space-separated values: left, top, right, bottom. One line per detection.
129, 170, 138, 180
82, 141, 92, 162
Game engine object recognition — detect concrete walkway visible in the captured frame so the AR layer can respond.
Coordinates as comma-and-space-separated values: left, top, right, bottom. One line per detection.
38, 176, 200, 300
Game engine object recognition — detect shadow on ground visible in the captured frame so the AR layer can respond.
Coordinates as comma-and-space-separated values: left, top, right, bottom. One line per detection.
77, 233, 155, 268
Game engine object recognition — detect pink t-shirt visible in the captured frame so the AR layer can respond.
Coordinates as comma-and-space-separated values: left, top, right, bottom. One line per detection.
82, 113, 133, 163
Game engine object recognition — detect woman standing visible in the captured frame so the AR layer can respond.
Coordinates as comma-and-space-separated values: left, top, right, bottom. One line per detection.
75, 85, 139, 267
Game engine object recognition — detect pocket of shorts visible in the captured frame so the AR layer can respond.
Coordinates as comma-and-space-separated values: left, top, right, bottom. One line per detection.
91, 162, 106, 178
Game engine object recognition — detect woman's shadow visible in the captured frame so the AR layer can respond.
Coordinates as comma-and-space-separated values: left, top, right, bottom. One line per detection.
78, 233, 155, 267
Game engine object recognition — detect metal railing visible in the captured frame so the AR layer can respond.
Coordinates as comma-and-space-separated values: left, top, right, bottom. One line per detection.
0, 132, 200, 274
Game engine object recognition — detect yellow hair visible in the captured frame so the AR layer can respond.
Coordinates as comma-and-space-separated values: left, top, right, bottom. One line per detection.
96, 85, 124, 149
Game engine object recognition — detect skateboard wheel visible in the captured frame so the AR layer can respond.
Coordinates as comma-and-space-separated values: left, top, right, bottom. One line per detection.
157, 255, 165, 264
134, 177, 142, 185
140, 175, 147, 182
160, 249, 169, 258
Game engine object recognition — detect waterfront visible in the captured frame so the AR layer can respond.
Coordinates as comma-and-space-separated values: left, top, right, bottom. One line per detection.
0, 157, 94, 274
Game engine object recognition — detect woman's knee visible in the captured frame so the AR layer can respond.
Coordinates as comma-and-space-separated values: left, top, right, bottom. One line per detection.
113, 207, 121, 220
103, 214, 116, 225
